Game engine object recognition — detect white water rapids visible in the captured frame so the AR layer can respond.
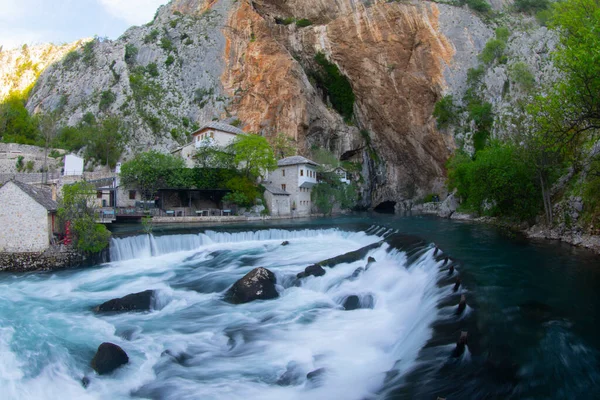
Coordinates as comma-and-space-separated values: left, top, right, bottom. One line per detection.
0, 227, 447, 400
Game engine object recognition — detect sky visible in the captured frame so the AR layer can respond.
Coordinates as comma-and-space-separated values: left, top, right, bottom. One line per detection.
0, 0, 169, 50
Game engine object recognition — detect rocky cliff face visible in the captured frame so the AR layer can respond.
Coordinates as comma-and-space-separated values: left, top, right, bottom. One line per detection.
0, 0, 552, 209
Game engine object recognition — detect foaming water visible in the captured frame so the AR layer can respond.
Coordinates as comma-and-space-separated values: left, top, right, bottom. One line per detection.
0, 226, 445, 400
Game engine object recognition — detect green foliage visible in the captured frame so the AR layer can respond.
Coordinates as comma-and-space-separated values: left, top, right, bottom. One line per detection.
58, 181, 110, 254
15, 155, 24, 172
82, 40, 95, 65
311, 148, 339, 168
119, 150, 186, 200
129, 67, 163, 103
296, 19, 313, 27
165, 55, 175, 67
146, 62, 159, 77
25, 160, 34, 172
268, 132, 297, 158
160, 37, 174, 52
194, 143, 235, 169
99, 90, 116, 111
62, 50, 81, 69
223, 176, 260, 207
465, 0, 492, 13
313, 52, 355, 121
124, 44, 138, 65
514, 0, 550, 13
495, 27, 510, 43
144, 29, 160, 44
509, 62, 536, 92
141, 216, 154, 234
479, 39, 507, 65
0, 90, 40, 145
447, 143, 541, 220
229, 134, 278, 179
433, 95, 459, 129
275, 17, 296, 25
86, 117, 126, 168
312, 171, 359, 215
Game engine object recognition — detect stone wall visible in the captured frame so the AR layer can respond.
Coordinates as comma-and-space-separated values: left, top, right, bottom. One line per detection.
0, 248, 86, 272
0, 143, 66, 174
0, 181, 51, 252
264, 191, 291, 217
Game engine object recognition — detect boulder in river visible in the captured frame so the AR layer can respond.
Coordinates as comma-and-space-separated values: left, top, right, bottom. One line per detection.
281, 241, 290, 246
225, 267, 279, 304
297, 264, 326, 279
90, 342, 129, 375
456, 295, 467, 315
342, 294, 374, 310
94, 290, 154, 313
306, 368, 326, 384
452, 331, 468, 358
453, 278, 461, 293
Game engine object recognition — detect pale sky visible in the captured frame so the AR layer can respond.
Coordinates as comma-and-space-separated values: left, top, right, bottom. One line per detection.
0, 0, 169, 50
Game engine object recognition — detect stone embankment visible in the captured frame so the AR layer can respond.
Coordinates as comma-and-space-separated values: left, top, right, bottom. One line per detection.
0, 246, 86, 272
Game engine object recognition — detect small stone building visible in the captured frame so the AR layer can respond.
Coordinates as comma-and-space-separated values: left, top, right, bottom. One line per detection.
266, 156, 319, 217
0, 180, 58, 253
263, 184, 291, 217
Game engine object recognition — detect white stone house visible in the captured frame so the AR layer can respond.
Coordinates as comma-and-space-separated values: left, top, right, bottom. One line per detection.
172, 122, 245, 168
266, 156, 319, 217
0, 180, 58, 253
263, 184, 291, 217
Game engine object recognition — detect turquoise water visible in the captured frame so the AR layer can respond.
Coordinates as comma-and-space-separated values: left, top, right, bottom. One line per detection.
1, 214, 599, 399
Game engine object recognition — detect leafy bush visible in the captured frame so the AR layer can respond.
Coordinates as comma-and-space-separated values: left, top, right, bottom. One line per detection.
509, 62, 536, 91
447, 143, 541, 220
296, 19, 313, 27
144, 29, 160, 44
82, 40, 95, 65
466, 0, 491, 13
62, 50, 81, 69
479, 39, 507, 65
313, 52, 355, 121
25, 160, 34, 172
514, 0, 550, 13
124, 44, 138, 65
0, 90, 40, 145
312, 171, 359, 215
160, 37, 174, 52
99, 90, 116, 111
165, 55, 175, 67
433, 95, 459, 129
223, 176, 260, 207
146, 63, 159, 77
15, 156, 24, 172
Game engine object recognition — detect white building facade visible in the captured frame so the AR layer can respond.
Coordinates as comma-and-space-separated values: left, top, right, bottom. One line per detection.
266, 156, 319, 217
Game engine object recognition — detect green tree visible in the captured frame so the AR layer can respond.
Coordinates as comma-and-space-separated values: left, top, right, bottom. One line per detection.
433, 95, 459, 129
119, 150, 186, 202
0, 90, 39, 144
58, 181, 110, 254
194, 141, 235, 169
268, 132, 297, 159
228, 134, 277, 179
85, 117, 126, 168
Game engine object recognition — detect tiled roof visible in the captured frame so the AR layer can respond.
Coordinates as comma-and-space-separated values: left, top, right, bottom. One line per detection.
263, 184, 290, 195
277, 156, 319, 167
11, 180, 58, 212
193, 122, 245, 136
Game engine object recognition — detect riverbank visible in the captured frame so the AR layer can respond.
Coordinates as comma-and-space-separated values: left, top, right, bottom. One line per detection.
413, 198, 600, 255
0, 245, 86, 272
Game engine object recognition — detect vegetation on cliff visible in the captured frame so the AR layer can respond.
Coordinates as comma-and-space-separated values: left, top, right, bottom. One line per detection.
447, 0, 600, 230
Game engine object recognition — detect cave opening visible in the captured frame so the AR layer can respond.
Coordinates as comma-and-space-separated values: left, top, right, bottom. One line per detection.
374, 201, 396, 214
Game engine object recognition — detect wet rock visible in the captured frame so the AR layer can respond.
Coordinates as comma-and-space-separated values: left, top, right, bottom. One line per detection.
452, 331, 468, 358
225, 267, 279, 304
296, 264, 326, 279
90, 342, 129, 375
448, 265, 455, 275
457, 295, 467, 315
367, 256, 376, 264
453, 278, 461, 293
343, 295, 360, 310
342, 294, 374, 310
312, 242, 383, 269
434, 247, 440, 256
94, 290, 154, 313
351, 267, 364, 278
306, 368, 326, 382
276, 361, 303, 386
81, 376, 90, 388
281, 241, 290, 246
161, 350, 190, 365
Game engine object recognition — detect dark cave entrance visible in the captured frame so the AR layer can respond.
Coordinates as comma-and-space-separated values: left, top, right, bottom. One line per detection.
374, 201, 396, 214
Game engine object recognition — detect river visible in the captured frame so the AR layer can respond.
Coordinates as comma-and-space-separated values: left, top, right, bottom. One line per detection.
1, 215, 599, 399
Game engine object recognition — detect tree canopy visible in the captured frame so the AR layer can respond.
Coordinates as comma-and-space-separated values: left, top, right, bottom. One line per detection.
229, 134, 277, 179
119, 151, 185, 200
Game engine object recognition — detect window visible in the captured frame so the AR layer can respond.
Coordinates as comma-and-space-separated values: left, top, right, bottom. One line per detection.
129, 190, 136, 200
97, 191, 102, 199
300, 169, 304, 176
282, 169, 285, 177
281, 184, 286, 191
